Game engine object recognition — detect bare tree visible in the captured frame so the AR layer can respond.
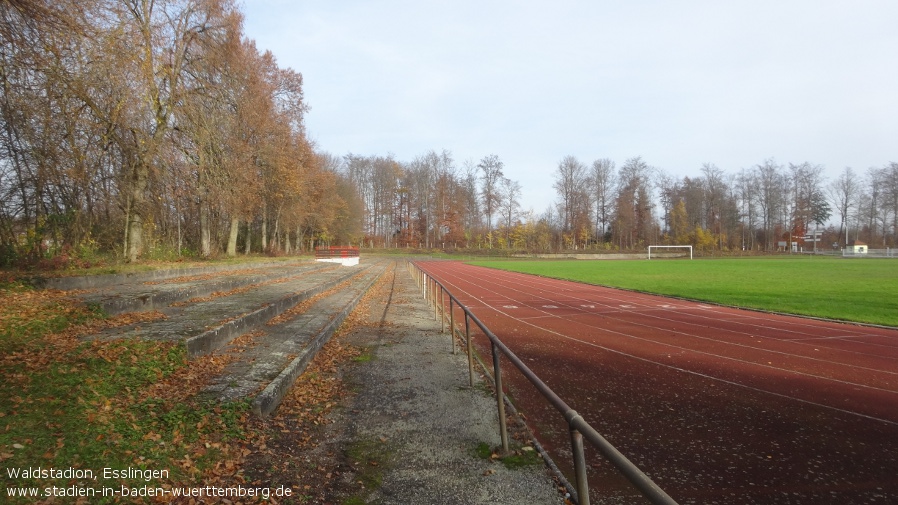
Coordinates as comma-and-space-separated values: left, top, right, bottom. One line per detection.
787, 162, 825, 245
498, 177, 521, 245
704, 164, 739, 250
885, 162, 898, 247
589, 158, 616, 243
460, 159, 481, 240
554, 155, 588, 234
753, 159, 787, 250
656, 170, 676, 240
477, 154, 504, 248
735, 168, 758, 250
701, 163, 728, 249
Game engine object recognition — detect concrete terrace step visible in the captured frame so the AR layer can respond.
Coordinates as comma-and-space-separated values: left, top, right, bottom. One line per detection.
33, 259, 302, 290
77, 261, 332, 315
203, 261, 388, 416
85, 260, 382, 357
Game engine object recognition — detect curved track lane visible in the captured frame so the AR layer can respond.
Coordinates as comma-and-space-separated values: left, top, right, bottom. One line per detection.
418, 261, 898, 504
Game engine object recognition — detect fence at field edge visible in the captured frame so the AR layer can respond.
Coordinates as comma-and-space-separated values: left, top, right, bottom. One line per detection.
314, 246, 360, 266
803, 248, 897, 258
842, 248, 896, 258
314, 246, 359, 258
408, 261, 678, 505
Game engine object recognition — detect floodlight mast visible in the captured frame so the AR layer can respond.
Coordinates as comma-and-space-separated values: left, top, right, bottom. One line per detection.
647, 245, 693, 260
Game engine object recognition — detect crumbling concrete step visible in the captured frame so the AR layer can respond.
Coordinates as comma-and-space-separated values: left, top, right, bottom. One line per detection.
200, 262, 388, 416
87, 261, 380, 356
80, 261, 330, 315
32, 258, 301, 290
184, 263, 377, 358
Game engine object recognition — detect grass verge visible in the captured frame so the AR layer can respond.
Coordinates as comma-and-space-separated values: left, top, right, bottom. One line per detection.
0, 283, 253, 503
474, 442, 542, 469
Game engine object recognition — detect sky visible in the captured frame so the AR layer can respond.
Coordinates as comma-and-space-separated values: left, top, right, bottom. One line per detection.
241, 0, 898, 214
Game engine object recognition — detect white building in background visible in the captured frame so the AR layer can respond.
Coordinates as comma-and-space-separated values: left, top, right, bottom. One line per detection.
848, 241, 868, 254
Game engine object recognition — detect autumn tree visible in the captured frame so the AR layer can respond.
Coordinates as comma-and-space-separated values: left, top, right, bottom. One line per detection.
104, 0, 239, 260
667, 200, 690, 245
321, 153, 363, 246
405, 153, 435, 247
0, 0, 339, 264
612, 157, 654, 249
0, 0, 103, 260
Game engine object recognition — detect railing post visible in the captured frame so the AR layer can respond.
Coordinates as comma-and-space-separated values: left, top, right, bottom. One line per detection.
450, 298, 457, 354
569, 415, 591, 505
440, 288, 445, 334
492, 342, 509, 453
431, 278, 438, 321
465, 313, 474, 386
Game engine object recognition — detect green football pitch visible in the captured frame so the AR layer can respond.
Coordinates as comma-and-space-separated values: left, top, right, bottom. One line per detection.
468, 256, 898, 327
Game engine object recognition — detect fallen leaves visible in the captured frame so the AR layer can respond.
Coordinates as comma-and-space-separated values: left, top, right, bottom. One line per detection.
143, 267, 269, 286
1, 292, 166, 377
169, 268, 335, 308
267, 275, 361, 327
143, 351, 234, 404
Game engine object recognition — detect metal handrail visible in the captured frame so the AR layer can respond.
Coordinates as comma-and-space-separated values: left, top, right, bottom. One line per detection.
410, 261, 678, 505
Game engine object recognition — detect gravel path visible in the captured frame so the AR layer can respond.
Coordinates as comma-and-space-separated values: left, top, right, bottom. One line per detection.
324, 261, 565, 504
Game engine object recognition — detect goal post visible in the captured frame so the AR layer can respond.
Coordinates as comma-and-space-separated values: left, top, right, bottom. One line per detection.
647, 245, 692, 260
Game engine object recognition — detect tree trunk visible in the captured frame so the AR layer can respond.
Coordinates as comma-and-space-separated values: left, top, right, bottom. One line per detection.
122, 192, 131, 259
261, 204, 268, 251
227, 217, 239, 256
200, 202, 211, 257
126, 164, 149, 262
176, 199, 182, 256
273, 209, 280, 252
244, 220, 252, 254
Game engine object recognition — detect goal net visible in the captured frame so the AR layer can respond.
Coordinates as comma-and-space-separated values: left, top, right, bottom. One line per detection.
647, 245, 693, 260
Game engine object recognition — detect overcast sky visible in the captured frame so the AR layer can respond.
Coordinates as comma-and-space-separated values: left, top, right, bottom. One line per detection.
241, 0, 898, 213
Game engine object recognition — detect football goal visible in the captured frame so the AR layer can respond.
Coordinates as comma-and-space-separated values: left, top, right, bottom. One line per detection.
647, 245, 693, 260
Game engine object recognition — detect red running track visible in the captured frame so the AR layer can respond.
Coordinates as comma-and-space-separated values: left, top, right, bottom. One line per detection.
416, 261, 898, 505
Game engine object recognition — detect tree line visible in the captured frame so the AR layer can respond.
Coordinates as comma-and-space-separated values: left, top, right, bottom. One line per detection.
334, 151, 897, 254
335, 150, 524, 250
0, 0, 353, 266
551, 156, 898, 252
3, 2, 896, 266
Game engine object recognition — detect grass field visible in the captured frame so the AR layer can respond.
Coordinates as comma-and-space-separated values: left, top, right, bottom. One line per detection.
469, 256, 898, 327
